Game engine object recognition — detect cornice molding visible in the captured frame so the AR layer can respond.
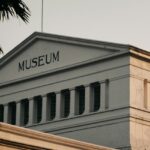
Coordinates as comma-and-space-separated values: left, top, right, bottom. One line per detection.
0, 51, 128, 88
129, 47, 150, 62
0, 32, 128, 68
0, 122, 115, 150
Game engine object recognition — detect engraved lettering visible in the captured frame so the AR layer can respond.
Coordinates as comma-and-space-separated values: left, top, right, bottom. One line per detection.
45, 53, 52, 64
18, 51, 60, 72
53, 51, 59, 62
25, 59, 31, 69
32, 57, 38, 68
38, 55, 45, 66
18, 61, 25, 72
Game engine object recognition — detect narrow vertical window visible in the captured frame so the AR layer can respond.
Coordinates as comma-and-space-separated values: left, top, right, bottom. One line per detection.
34, 96, 42, 123
91, 82, 101, 112
0, 105, 4, 122
21, 99, 29, 126
61, 89, 70, 118
105, 79, 109, 109
76, 86, 85, 115
8, 102, 16, 125
47, 93, 56, 120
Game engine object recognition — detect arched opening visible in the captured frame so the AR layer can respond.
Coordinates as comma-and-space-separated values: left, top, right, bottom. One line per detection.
8, 102, 16, 125
34, 96, 42, 123
0, 105, 4, 122
75, 86, 85, 115
47, 93, 56, 121
21, 99, 29, 125
91, 82, 101, 112
61, 89, 70, 118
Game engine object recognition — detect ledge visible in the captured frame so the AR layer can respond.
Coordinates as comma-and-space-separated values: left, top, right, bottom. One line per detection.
0, 122, 115, 150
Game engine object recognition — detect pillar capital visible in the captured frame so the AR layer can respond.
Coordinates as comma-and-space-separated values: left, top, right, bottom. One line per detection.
16, 100, 21, 104
84, 84, 90, 87
55, 91, 61, 94
69, 87, 75, 91
42, 94, 47, 98
4, 103, 8, 106
28, 97, 34, 101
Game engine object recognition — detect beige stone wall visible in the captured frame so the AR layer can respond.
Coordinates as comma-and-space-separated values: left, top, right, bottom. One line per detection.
0, 123, 115, 150
130, 50, 150, 150
130, 118, 150, 150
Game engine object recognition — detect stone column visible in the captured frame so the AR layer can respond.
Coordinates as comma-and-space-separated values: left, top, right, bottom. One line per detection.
41, 94, 47, 123
100, 81, 106, 111
4, 104, 8, 123
69, 88, 76, 117
55, 92, 61, 120
148, 81, 150, 110
144, 79, 148, 109
28, 97, 34, 125
84, 85, 91, 114
16, 101, 21, 126
100, 79, 109, 111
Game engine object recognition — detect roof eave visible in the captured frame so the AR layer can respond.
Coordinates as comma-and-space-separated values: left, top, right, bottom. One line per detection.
129, 45, 150, 61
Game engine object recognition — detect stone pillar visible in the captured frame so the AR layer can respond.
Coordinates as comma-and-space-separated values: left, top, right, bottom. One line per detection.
4, 104, 8, 123
41, 94, 47, 123
100, 79, 109, 111
16, 101, 21, 126
69, 88, 76, 117
28, 97, 34, 125
55, 92, 61, 120
100, 81, 106, 111
144, 79, 148, 109
148, 81, 150, 110
84, 85, 91, 114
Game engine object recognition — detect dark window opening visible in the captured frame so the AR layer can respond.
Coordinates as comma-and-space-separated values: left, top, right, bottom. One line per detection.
8, 102, 16, 125
34, 96, 42, 123
76, 86, 85, 115
47, 93, 56, 120
92, 82, 101, 112
0, 105, 4, 122
21, 99, 29, 126
61, 89, 70, 118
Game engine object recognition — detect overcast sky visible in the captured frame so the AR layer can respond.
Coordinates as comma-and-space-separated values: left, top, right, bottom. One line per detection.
0, 0, 150, 55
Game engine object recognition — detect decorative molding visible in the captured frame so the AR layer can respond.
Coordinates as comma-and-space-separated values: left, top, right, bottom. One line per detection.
26, 106, 130, 128
28, 97, 34, 101
41, 94, 47, 97
129, 47, 150, 61
0, 32, 128, 67
0, 51, 129, 88
0, 65, 130, 97
0, 122, 115, 150
69, 87, 75, 91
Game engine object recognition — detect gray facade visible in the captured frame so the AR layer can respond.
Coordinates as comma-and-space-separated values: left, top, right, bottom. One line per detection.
0, 32, 150, 150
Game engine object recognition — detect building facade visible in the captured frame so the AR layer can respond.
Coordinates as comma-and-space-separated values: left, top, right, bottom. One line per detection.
0, 122, 114, 150
0, 32, 150, 150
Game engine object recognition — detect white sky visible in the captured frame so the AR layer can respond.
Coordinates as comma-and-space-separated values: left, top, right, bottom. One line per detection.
0, 0, 150, 55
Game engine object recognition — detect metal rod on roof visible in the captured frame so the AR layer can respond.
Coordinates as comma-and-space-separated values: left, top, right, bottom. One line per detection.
41, 0, 44, 32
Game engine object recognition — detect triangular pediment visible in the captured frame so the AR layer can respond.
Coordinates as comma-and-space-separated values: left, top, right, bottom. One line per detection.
0, 32, 129, 85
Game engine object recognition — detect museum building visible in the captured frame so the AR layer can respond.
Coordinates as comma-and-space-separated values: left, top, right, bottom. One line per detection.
0, 32, 150, 150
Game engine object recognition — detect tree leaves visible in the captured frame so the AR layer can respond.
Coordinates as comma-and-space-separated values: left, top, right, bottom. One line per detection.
0, 46, 3, 55
0, 0, 30, 23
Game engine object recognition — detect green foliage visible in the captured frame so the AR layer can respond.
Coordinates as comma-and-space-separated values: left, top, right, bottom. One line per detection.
0, 0, 30, 23
0, 46, 3, 54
